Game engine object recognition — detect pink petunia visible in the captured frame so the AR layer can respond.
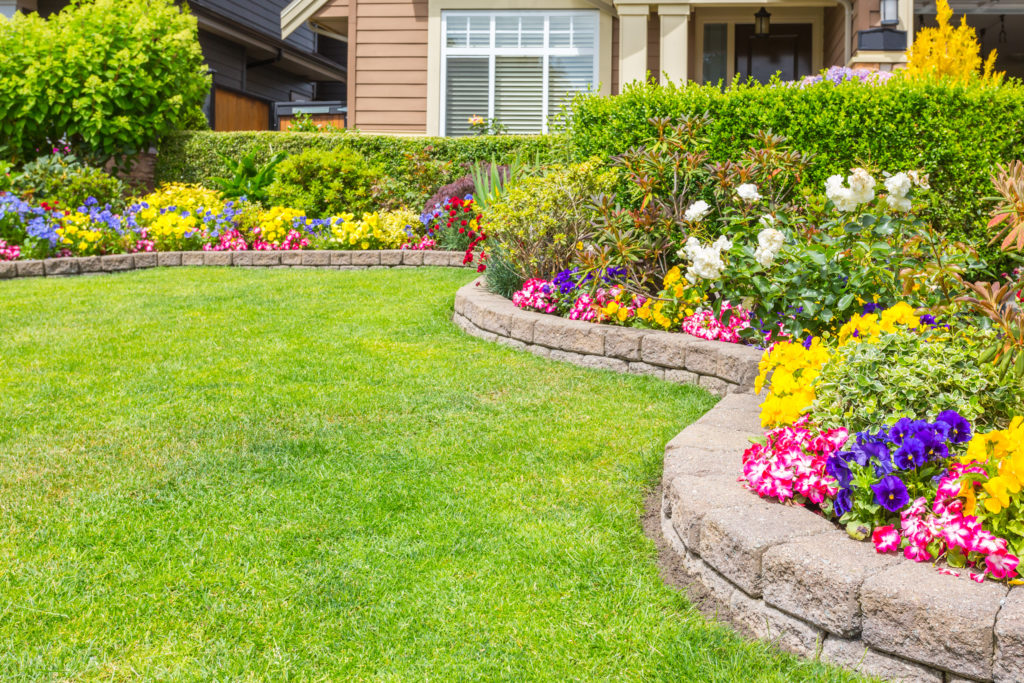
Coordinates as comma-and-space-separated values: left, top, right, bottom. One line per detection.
872, 525, 901, 554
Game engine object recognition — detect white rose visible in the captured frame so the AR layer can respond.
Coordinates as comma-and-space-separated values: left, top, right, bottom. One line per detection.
907, 170, 930, 190
753, 227, 785, 268
736, 183, 762, 204
886, 194, 913, 212
684, 200, 711, 222
847, 168, 876, 204
884, 172, 912, 199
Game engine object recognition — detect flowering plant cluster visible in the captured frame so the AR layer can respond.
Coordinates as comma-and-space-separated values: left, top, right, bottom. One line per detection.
421, 195, 487, 271
740, 421, 847, 504
755, 338, 830, 428
0, 182, 443, 259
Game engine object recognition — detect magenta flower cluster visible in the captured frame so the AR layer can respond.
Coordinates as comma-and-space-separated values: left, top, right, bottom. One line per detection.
681, 303, 751, 343
512, 278, 559, 313
0, 238, 21, 261
739, 420, 848, 504
872, 464, 1020, 581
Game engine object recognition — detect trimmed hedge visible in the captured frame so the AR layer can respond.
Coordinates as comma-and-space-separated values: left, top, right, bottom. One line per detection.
564, 78, 1024, 243
156, 130, 566, 210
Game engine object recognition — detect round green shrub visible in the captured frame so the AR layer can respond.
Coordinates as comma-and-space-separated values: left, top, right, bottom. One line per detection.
0, 0, 209, 163
266, 148, 381, 218
12, 154, 127, 209
813, 328, 1024, 433
484, 160, 618, 282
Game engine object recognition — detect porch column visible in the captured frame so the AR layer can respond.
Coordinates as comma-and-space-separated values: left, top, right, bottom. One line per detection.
617, 4, 650, 86
659, 4, 691, 84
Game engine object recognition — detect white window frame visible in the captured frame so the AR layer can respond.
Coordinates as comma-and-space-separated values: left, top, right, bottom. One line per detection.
440, 9, 599, 136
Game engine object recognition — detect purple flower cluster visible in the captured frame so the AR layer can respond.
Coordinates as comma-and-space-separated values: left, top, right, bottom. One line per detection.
0, 192, 61, 247
794, 66, 894, 88
552, 266, 627, 296
826, 411, 972, 517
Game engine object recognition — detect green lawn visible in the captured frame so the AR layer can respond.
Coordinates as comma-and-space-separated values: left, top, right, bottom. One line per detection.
0, 267, 862, 681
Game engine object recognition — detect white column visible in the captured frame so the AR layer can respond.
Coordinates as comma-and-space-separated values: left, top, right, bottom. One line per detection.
617, 4, 650, 87
659, 4, 690, 84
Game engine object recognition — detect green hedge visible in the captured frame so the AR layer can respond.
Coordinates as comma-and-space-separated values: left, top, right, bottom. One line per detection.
564, 78, 1024, 243
156, 130, 565, 210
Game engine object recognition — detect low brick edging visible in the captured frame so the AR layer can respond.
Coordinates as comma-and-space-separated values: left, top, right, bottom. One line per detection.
0, 249, 469, 280
451, 280, 1024, 683
452, 281, 762, 397
658, 393, 1024, 682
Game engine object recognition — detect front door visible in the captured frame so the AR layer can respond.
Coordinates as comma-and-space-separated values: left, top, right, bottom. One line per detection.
735, 23, 812, 83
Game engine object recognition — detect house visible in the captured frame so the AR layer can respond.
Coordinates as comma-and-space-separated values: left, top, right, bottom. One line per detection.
5, 0, 347, 131
280, 0, 1022, 136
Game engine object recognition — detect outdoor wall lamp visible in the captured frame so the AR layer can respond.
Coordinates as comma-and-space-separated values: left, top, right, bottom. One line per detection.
754, 7, 771, 37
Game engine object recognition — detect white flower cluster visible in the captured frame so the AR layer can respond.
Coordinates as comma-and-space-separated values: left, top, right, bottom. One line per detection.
736, 183, 762, 203
684, 200, 711, 222
825, 167, 876, 212
884, 172, 913, 212
681, 235, 732, 281
825, 168, 930, 213
753, 218, 785, 268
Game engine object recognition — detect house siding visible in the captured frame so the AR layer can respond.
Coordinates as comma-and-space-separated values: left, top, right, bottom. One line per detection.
192, 0, 317, 53
334, 0, 429, 133
823, 5, 846, 68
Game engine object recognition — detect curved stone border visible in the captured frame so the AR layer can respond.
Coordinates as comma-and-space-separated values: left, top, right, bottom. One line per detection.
452, 279, 1024, 683
0, 249, 468, 280
453, 281, 762, 397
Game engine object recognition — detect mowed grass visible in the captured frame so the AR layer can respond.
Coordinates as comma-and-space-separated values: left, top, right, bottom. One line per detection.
0, 267, 863, 681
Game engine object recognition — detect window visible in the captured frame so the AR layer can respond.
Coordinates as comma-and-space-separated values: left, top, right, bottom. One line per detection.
702, 23, 728, 85
441, 10, 599, 136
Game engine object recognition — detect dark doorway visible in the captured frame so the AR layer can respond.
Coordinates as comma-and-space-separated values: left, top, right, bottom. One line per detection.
735, 23, 812, 83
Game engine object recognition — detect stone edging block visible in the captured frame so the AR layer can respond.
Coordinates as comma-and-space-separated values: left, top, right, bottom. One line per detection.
452, 280, 760, 396
0, 249, 471, 284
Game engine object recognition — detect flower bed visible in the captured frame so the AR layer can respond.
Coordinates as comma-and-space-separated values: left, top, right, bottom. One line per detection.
0, 185, 486, 268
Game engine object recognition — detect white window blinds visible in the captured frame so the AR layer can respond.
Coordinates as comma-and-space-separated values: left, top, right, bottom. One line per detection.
441, 11, 599, 136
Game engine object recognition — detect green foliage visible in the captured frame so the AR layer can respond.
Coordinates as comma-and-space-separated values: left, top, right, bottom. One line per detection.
11, 153, 126, 209
287, 111, 342, 133
266, 148, 380, 218
210, 150, 286, 205
485, 160, 619, 283
0, 0, 210, 164
564, 78, 1024, 246
155, 130, 567, 212
812, 328, 1024, 433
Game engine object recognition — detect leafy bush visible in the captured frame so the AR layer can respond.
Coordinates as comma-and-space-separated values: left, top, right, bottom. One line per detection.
812, 328, 1024, 434
564, 77, 1024, 247
484, 161, 618, 287
156, 131, 566, 212
266, 148, 380, 218
210, 151, 286, 205
11, 153, 127, 209
0, 0, 209, 163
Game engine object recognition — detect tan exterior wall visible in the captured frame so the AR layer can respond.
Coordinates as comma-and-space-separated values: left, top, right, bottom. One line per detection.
320, 0, 429, 133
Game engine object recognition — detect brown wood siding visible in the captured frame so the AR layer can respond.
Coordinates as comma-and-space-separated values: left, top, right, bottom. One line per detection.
611, 17, 619, 94
854, 0, 881, 33
336, 0, 428, 133
213, 88, 270, 131
823, 5, 846, 67
648, 13, 660, 81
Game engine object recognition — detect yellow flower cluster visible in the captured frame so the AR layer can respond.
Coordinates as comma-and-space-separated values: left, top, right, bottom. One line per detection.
146, 211, 200, 241
136, 183, 224, 224
57, 212, 103, 254
755, 338, 831, 428
904, 0, 1001, 83
635, 267, 703, 330
836, 302, 921, 346
256, 206, 305, 243
962, 417, 1024, 515
330, 210, 417, 250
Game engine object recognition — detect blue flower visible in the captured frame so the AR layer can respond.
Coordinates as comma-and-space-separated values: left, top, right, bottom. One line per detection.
935, 410, 972, 444
826, 454, 852, 487
871, 475, 910, 512
833, 487, 853, 518
893, 436, 926, 470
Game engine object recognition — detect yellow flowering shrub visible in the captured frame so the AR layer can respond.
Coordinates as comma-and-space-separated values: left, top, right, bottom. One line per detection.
329, 210, 418, 250
634, 267, 704, 330
56, 212, 105, 255
904, 0, 1001, 83
135, 183, 224, 223
836, 302, 921, 346
755, 338, 831, 428
253, 206, 304, 244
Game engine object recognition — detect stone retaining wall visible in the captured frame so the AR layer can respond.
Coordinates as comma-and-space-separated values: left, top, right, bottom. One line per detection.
452, 281, 762, 397
0, 249, 468, 280
452, 279, 1024, 682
